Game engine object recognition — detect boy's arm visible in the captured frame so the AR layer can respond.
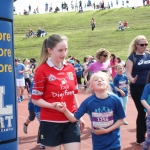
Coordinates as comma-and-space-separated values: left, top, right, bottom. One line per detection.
93, 119, 124, 135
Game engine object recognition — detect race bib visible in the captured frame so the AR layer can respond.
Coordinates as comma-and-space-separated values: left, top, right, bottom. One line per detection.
92, 111, 114, 128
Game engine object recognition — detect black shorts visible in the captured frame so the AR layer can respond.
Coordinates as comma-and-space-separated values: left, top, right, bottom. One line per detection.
38, 121, 80, 146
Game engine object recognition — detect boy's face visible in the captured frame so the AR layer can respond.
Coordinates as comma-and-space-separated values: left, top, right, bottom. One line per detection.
116, 66, 123, 75
91, 73, 108, 91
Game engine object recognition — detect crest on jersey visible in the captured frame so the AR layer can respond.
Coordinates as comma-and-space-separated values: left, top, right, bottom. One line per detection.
49, 74, 56, 81
67, 72, 74, 80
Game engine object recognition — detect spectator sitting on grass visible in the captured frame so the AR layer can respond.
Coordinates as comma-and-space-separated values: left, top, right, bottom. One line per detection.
37, 27, 41, 37
41, 28, 47, 37
24, 9, 28, 15
123, 21, 129, 29
118, 21, 123, 30
79, 7, 83, 13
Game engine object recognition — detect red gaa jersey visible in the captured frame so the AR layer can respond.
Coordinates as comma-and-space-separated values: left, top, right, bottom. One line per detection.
31, 59, 78, 122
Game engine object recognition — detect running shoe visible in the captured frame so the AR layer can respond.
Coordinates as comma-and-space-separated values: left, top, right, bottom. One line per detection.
23, 123, 28, 134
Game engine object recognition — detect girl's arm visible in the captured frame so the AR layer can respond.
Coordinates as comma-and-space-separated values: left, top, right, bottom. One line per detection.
141, 100, 150, 113
92, 119, 124, 135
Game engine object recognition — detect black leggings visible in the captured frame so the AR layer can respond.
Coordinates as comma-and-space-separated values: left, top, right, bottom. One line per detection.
130, 84, 146, 143
76, 75, 82, 85
25, 78, 31, 93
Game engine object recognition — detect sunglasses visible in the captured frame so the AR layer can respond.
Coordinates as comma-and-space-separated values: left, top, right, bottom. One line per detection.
102, 54, 108, 57
138, 43, 148, 47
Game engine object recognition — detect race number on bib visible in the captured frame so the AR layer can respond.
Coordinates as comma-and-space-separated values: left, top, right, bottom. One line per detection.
92, 111, 114, 128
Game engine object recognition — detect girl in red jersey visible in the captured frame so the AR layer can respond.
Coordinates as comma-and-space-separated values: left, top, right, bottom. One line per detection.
32, 34, 85, 150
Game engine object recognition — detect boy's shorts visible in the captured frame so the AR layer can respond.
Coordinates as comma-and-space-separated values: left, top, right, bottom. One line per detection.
16, 78, 25, 87
38, 121, 80, 146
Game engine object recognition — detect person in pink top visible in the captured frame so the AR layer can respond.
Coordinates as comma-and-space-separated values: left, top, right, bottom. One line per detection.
83, 48, 111, 84
110, 54, 118, 79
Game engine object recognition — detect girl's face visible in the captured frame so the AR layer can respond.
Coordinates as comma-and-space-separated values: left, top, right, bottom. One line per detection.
116, 66, 124, 75
91, 73, 108, 92
24, 60, 28, 65
136, 39, 148, 53
48, 40, 68, 62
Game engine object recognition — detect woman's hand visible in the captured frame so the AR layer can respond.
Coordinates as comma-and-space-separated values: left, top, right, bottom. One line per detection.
78, 118, 85, 133
132, 75, 138, 83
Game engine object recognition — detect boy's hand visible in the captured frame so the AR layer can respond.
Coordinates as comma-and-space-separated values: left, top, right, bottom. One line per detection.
92, 126, 108, 135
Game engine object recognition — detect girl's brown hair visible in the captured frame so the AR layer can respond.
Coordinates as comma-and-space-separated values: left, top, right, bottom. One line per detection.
37, 34, 68, 69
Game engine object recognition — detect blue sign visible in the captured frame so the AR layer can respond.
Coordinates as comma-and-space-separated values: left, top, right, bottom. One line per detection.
0, 0, 18, 149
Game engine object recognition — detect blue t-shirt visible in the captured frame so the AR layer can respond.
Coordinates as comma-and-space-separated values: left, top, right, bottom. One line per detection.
74, 94, 125, 150
109, 81, 117, 94
15, 63, 25, 79
141, 83, 150, 112
28, 81, 40, 112
113, 74, 128, 97
128, 53, 150, 85
74, 64, 82, 76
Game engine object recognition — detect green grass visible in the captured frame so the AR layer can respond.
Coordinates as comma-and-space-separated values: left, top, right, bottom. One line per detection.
14, 6, 150, 62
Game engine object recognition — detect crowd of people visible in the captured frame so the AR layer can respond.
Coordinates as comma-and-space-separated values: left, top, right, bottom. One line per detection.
19, 0, 139, 15
15, 34, 150, 150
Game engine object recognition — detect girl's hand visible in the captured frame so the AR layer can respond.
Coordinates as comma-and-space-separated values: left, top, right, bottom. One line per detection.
52, 102, 66, 112
120, 90, 125, 97
79, 118, 85, 133
132, 75, 138, 83
92, 126, 108, 135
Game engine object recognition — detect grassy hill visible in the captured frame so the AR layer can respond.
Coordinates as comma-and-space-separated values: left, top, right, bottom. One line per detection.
14, 6, 150, 62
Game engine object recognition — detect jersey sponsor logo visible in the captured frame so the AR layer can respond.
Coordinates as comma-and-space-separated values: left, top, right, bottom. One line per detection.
60, 79, 69, 90
67, 72, 74, 80
51, 90, 74, 99
32, 90, 43, 95
49, 74, 56, 81
138, 59, 150, 65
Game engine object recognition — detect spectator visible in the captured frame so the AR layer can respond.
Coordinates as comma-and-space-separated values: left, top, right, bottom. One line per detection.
37, 27, 41, 37
79, 6, 83, 13
28, 4, 31, 12
33, 9, 36, 14
24, 9, 28, 15
36, 6, 39, 13
41, 28, 47, 37
123, 21, 129, 29
118, 21, 123, 30
45, 2, 48, 11
75, 0, 78, 11
54, 6, 60, 13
